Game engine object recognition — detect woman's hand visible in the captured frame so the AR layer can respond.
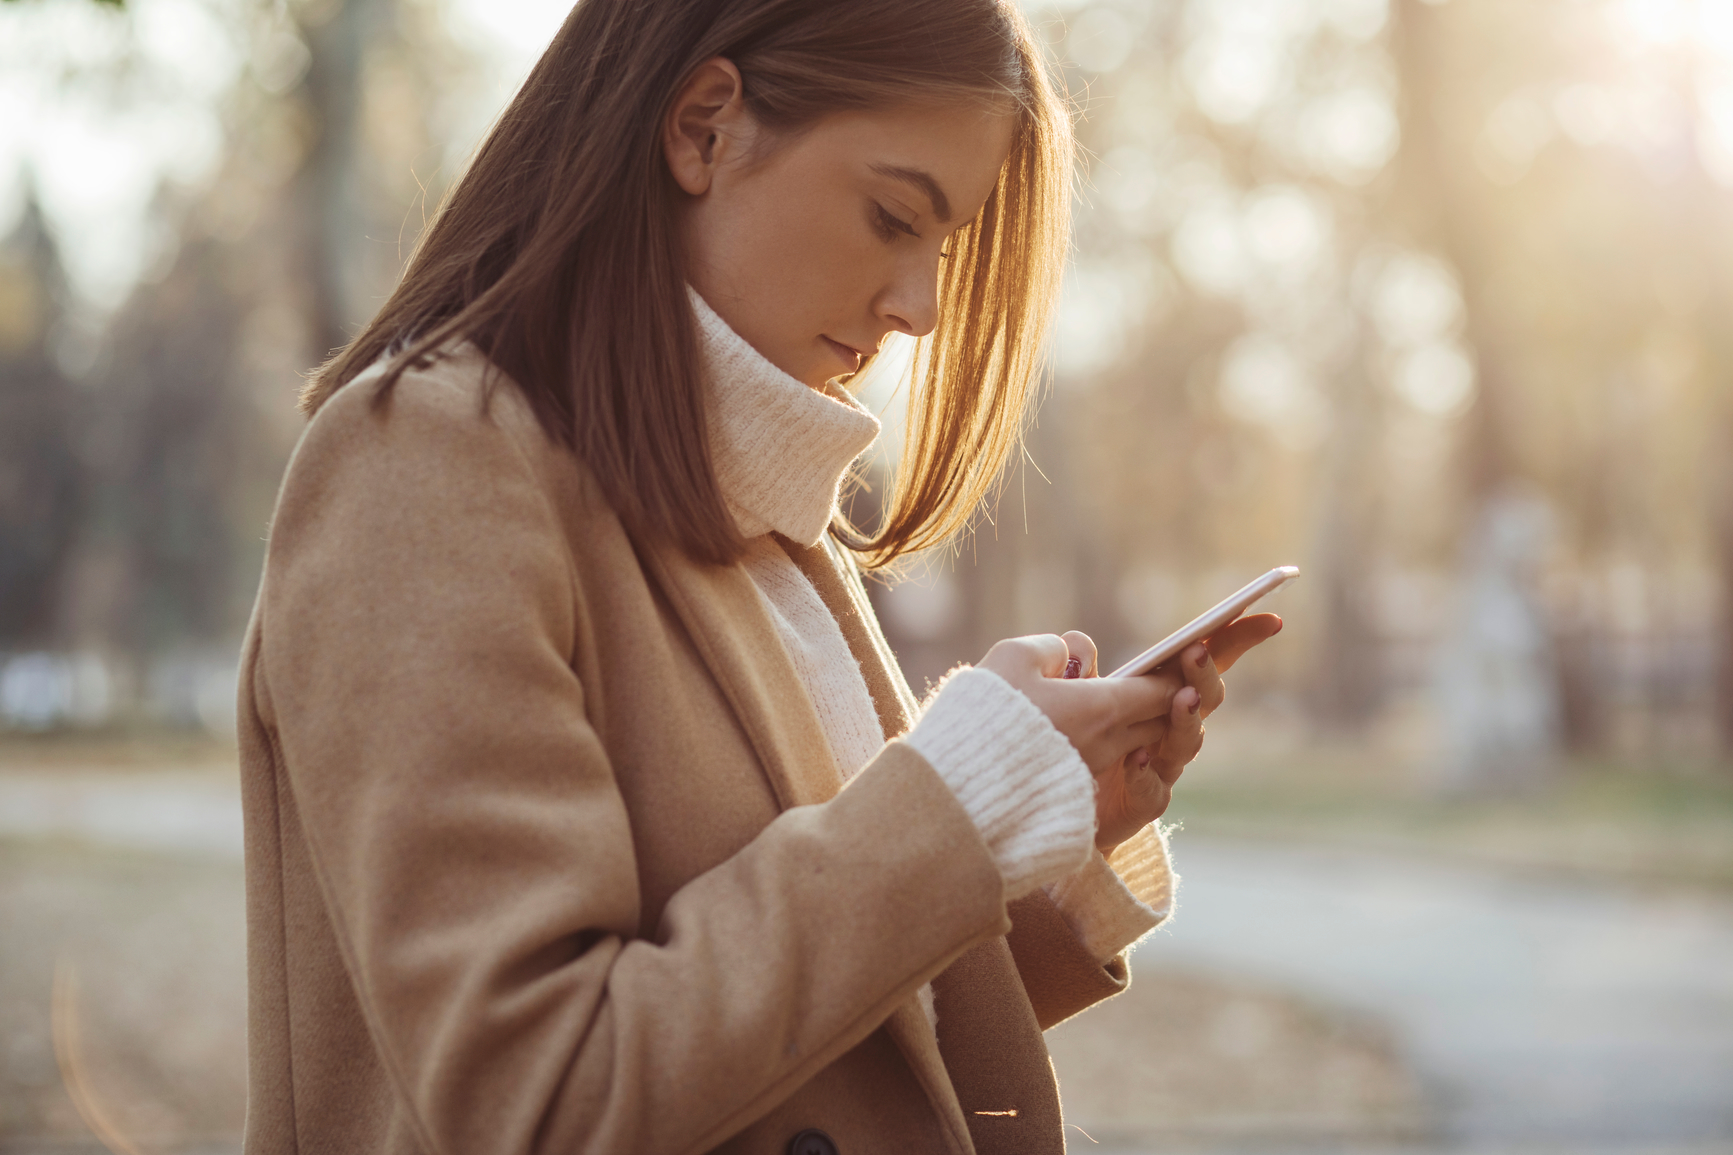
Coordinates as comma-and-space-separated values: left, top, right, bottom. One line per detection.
977, 634, 1181, 776
1075, 615, 1283, 854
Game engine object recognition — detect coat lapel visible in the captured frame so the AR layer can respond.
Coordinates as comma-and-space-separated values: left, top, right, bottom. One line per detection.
643, 529, 983, 1155
882, 1002, 980, 1155
783, 534, 920, 740
784, 534, 987, 1155
633, 534, 844, 810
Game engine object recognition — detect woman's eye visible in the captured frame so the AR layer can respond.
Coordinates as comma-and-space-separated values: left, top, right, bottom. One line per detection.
872, 203, 919, 242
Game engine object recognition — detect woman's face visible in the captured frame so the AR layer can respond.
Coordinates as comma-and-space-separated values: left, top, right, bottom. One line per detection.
666, 62, 1017, 389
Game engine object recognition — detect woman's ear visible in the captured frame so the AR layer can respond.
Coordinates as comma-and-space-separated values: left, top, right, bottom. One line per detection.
664, 57, 747, 196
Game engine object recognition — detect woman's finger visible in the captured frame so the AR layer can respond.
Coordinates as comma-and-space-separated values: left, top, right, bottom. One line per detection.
1108, 666, 1182, 724
1177, 643, 1227, 717
982, 633, 1073, 680
1155, 684, 1204, 782
1122, 714, 1171, 753
1025, 634, 1075, 678
1203, 613, 1283, 674
1060, 630, 1099, 679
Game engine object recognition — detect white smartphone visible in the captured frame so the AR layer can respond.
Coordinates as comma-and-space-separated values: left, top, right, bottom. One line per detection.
1106, 566, 1299, 679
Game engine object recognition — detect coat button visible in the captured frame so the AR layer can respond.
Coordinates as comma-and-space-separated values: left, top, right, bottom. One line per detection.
787, 1128, 838, 1155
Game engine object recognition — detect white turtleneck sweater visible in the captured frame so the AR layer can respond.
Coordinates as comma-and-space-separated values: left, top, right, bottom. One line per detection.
692, 288, 1175, 978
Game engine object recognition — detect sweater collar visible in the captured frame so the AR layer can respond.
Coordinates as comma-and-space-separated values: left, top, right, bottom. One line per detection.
692, 287, 881, 546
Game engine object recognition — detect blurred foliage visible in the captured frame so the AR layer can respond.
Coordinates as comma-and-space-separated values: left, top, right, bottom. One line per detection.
923, 0, 1733, 765
4, 0, 1733, 760
0, 0, 484, 726
0, 204, 82, 647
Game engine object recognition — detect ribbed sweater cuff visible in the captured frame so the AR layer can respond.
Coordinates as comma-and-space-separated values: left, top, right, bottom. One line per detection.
904, 666, 1096, 901
1044, 822, 1177, 964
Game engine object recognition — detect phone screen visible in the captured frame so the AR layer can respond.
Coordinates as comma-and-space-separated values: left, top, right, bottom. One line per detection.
1106, 566, 1299, 679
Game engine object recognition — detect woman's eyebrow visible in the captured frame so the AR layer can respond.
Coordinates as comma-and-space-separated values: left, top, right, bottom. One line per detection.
869, 163, 954, 224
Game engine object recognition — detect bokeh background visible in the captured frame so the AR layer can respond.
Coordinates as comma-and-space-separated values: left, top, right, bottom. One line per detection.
2, 0, 1732, 1150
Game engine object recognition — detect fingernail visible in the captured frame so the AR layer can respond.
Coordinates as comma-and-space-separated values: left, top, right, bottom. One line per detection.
1063, 656, 1082, 679
1135, 748, 1151, 769
1195, 650, 1208, 669
1188, 695, 1201, 716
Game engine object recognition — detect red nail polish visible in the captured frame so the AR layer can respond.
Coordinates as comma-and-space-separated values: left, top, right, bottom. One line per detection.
1064, 656, 1082, 679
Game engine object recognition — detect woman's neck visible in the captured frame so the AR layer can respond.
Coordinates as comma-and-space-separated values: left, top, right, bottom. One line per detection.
690, 288, 881, 546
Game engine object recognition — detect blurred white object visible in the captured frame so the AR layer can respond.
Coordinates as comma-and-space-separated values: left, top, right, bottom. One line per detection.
1432, 490, 1561, 790
0, 652, 71, 729
0, 651, 112, 728
0, 649, 235, 734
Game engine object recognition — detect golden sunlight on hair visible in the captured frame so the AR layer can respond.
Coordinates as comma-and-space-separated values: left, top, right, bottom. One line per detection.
844, 25, 1074, 569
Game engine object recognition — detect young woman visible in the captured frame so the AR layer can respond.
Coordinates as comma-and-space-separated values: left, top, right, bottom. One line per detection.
237, 1, 1280, 1152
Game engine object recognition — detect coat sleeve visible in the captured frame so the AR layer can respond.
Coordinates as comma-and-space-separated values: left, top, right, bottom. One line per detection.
1004, 826, 1179, 1029
1002, 890, 1131, 1029
255, 374, 1009, 1155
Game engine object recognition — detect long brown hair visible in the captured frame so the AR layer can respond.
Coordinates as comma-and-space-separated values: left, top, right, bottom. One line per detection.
303, 0, 1072, 569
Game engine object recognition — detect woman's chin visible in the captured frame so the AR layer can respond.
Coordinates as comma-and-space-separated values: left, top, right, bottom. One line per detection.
795, 361, 848, 390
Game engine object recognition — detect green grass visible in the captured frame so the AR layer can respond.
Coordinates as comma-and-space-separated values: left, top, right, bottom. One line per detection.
1167, 751, 1733, 892
0, 729, 237, 772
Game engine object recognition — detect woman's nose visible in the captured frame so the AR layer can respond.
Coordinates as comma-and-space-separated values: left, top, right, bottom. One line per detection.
876, 257, 942, 338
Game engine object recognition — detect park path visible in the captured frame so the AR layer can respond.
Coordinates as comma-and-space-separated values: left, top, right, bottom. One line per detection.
1147, 837, 1733, 1147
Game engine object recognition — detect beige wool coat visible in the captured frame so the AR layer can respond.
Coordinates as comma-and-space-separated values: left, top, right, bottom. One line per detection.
237, 347, 1134, 1155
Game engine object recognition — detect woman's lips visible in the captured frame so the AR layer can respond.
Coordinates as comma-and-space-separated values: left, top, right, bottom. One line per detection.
822, 336, 867, 373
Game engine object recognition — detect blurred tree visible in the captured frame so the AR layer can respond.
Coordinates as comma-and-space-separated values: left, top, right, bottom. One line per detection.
75, 238, 252, 653
1394, 0, 1732, 760
0, 194, 83, 647
1681, 55, 1733, 750
1027, 0, 1405, 720
297, 0, 389, 358
27, 0, 477, 686
1388, 0, 1567, 778
960, 0, 1733, 768
287, 0, 479, 356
